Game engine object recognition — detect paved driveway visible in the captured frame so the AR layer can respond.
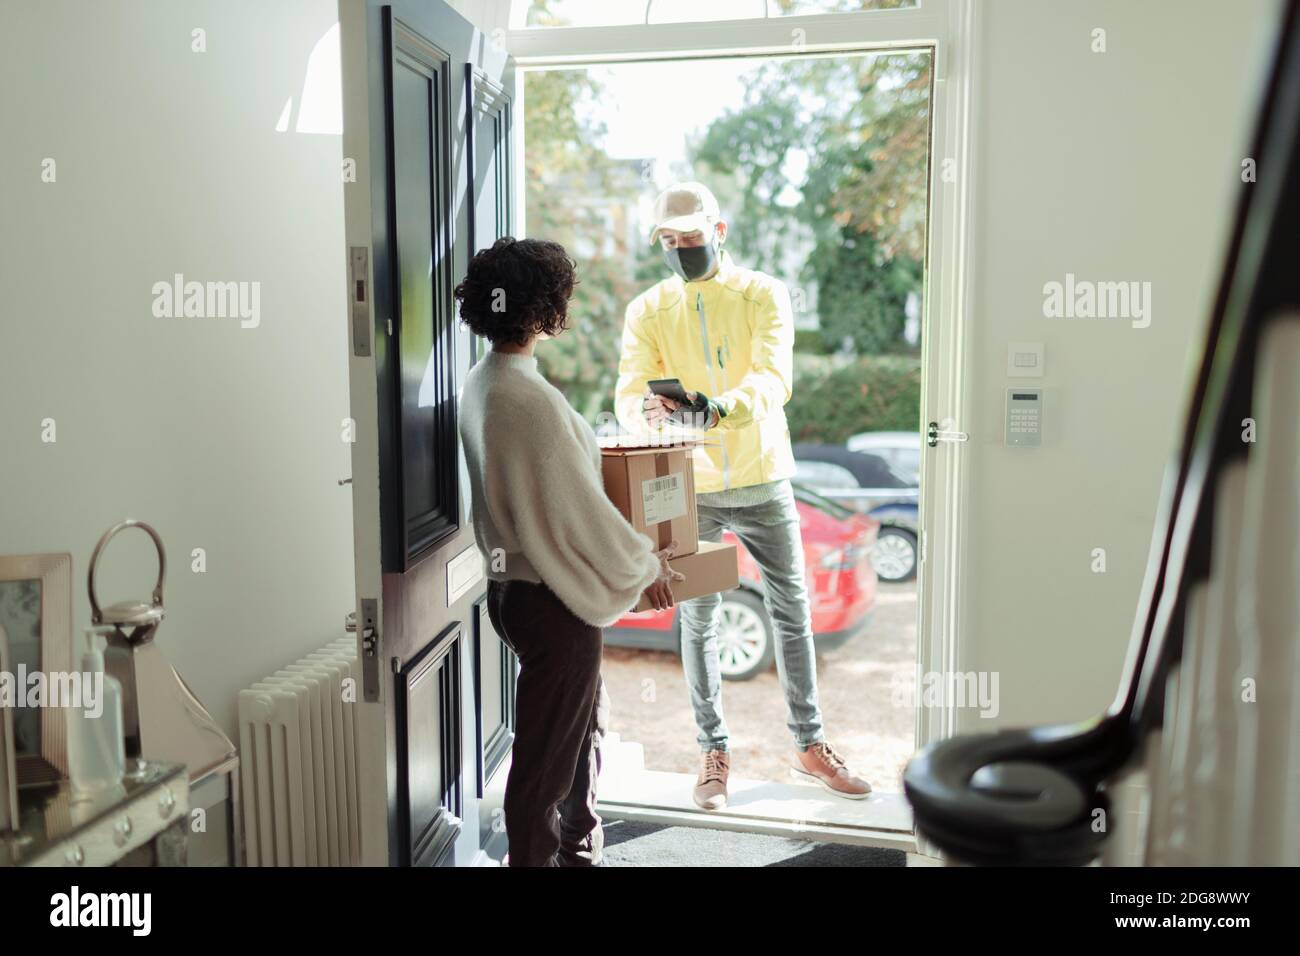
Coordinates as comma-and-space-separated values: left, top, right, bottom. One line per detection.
601, 582, 918, 794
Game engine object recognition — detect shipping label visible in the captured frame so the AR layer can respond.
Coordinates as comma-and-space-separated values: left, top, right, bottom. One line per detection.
642, 473, 687, 526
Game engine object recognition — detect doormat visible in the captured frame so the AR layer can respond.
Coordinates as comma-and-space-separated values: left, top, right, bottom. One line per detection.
600, 818, 906, 867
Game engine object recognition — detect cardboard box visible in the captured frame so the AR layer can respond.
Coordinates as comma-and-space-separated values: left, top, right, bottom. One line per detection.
601, 442, 699, 557
633, 540, 739, 612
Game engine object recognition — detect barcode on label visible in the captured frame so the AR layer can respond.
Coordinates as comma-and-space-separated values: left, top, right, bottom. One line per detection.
642, 472, 687, 526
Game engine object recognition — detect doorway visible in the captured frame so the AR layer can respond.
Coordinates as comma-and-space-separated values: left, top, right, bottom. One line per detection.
520, 45, 937, 842
338, 0, 979, 865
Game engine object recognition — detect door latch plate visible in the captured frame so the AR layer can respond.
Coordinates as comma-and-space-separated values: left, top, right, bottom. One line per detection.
350, 246, 371, 357
358, 596, 380, 702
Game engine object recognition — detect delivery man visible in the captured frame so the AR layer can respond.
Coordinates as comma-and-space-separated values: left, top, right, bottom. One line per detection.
615, 182, 872, 810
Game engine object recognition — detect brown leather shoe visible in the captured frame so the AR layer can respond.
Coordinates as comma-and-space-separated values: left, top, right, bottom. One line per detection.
791, 742, 872, 799
693, 749, 730, 810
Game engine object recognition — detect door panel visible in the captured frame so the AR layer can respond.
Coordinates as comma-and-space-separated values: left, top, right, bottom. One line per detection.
384, 16, 459, 572
340, 0, 515, 866
467, 65, 513, 258
396, 622, 462, 866
465, 47, 516, 862
473, 601, 514, 856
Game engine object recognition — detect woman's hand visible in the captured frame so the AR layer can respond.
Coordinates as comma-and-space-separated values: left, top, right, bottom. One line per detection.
642, 578, 674, 611
642, 540, 686, 610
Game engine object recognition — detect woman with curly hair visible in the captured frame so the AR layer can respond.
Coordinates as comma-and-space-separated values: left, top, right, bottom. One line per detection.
456, 237, 681, 868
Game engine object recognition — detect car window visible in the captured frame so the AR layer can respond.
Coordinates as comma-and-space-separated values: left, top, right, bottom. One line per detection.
848, 452, 908, 488
793, 459, 859, 491
870, 448, 919, 486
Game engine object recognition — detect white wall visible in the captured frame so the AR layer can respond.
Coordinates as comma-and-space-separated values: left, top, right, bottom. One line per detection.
2, 0, 1278, 747
955, 0, 1281, 731
0, 0, 357, 737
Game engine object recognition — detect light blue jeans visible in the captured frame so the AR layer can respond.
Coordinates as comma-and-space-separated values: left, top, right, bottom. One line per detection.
679, 480, 825, 752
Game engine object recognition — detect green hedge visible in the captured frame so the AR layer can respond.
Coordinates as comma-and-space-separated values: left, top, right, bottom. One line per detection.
786, 353, 922, 445
793, 328, 832, 355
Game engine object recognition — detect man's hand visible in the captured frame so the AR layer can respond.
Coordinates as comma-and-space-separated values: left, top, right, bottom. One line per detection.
641, 540, 686, 611
641, 389, 679, 426
641, 388, 718, 429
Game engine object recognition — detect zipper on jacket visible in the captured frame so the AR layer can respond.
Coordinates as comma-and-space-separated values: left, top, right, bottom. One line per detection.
696, 292, 731, 490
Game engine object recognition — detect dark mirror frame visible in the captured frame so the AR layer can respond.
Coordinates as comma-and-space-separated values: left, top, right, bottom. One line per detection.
0, 553, 72, 790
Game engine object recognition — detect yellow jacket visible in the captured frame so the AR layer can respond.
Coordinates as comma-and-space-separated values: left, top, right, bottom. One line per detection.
614, 252, 797, 494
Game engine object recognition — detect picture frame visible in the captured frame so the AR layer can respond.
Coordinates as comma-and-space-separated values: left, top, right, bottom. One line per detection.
0, 553, 73, 788
0, 623, 18, 830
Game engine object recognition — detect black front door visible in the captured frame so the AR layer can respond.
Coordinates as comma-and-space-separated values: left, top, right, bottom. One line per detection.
340, 0, 515, 867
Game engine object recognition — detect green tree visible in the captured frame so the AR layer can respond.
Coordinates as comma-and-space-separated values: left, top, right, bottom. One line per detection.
786, 354, 922, 443
524, 70, 657, 419
691, 52, 930, 355
523, 45, 931, 423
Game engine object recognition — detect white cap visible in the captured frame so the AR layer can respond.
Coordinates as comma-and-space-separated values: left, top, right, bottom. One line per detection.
649, 182, 721, 246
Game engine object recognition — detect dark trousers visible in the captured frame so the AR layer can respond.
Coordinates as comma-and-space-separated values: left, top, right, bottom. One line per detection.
486, 578, 607, 867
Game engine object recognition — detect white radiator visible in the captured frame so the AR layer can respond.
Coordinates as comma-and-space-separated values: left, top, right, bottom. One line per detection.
238, 637, 362, 866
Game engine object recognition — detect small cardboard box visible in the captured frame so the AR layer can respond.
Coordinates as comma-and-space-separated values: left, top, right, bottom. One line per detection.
600, 441, 699, 557
633, 540, 740, 612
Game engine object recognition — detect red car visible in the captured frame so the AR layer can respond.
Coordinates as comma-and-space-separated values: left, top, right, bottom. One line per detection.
605, 484, 880, 680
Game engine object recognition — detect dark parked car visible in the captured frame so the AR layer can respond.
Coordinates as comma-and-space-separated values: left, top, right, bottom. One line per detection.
792, 443, 920, 582
847, 431, 922, 485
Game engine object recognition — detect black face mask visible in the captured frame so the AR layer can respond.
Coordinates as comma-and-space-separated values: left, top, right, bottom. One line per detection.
663, 240, 718, 282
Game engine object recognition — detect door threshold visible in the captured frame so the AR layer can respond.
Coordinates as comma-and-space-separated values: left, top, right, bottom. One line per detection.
596, 766, 916, 852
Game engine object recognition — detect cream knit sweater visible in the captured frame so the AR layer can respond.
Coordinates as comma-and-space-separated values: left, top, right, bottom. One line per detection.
459, 349, 662, 627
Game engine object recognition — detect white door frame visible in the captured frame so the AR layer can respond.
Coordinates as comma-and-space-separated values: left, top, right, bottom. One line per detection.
504, 0, 982, 801
338, 0, 389, 867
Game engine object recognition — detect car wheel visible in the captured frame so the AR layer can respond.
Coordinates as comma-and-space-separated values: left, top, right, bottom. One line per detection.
873, 527, 918, 582
715, 590, 775, 682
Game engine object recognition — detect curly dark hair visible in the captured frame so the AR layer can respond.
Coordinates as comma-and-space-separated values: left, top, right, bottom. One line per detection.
453, 237, 577, 346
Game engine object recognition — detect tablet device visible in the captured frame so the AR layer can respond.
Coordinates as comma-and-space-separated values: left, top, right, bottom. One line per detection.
648, 378, 692, 406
